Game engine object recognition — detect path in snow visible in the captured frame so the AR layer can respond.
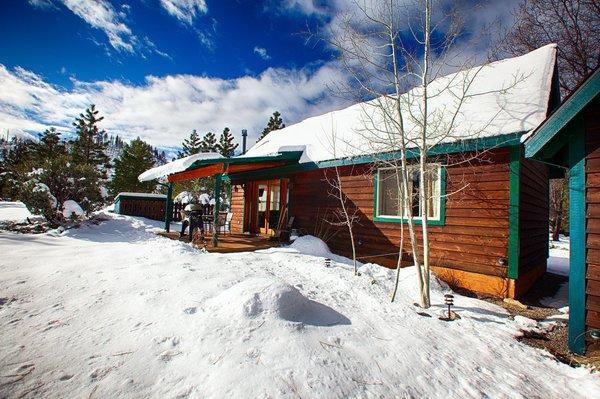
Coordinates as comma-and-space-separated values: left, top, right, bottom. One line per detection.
0, 214, 598, 398
541, 236, 570, 309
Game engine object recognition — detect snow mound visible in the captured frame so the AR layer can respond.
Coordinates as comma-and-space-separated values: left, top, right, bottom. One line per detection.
206, 278, 350, 326
0, 201, 42, 223
62, 200, 84, 218
174, 191, 193, 204
289, 235, 331, 258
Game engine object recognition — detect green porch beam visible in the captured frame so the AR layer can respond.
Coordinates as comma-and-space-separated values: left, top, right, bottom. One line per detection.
212, 173, 222, 247
568, 114, 587, 355
164, 183, 173, 233
507, 146, 521, 279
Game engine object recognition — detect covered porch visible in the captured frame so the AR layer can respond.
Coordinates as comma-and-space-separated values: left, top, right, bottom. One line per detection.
156, 231, 278, 253
138, 150, 303, 248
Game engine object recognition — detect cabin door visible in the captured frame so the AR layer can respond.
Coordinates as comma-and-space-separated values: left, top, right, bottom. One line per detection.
256, 180, 281, 235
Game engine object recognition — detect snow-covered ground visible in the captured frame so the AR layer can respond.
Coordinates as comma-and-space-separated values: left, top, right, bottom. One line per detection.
541, 235, 570, 311
0, 202, 40, 223
548, 235, 570, 276
0, 213, 598, 398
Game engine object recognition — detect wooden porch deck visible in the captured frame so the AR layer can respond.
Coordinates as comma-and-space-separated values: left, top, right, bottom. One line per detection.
156, 231, 279, 253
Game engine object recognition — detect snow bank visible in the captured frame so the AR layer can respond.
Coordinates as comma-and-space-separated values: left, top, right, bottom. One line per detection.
1, 214, 599, 398
244, 45, 557, 164
0, 201, 40, 223
288, 235, 332, 258
138, 152, 222, 182
206, 277, 348, 326
62, 200, 85, 219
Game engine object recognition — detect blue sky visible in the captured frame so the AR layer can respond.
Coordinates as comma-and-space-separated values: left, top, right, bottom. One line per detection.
0, 0, 518, 148
0, 1, 332, 87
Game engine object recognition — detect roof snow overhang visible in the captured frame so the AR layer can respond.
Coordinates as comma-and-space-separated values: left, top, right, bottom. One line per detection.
525, 68, 600, 163
166, 151, 304, 183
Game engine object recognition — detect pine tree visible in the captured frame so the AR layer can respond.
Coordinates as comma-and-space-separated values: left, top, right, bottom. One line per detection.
200, 132, 218, 153
179, 130, 203, 158
109, 137, 157, 195
216, 127, 238, 157
70, 104, 110, 175
0, 137, 35, 199
257, 111, 285, 142
35, 128, 64, 162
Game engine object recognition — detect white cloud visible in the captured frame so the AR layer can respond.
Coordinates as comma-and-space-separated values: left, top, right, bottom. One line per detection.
28, 0, 57, 10
29, 0, 171, 57
160, 0, 208, 25
0, 63, 351, 149
253, 47, 271, 61
60, 0, 138, 53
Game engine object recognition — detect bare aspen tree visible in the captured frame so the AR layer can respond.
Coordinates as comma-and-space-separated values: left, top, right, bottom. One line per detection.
313, 0, 527, 307
323, 122, 360, 275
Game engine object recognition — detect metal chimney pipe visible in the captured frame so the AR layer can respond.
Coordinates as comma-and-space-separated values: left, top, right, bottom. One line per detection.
241, 129, 248, 154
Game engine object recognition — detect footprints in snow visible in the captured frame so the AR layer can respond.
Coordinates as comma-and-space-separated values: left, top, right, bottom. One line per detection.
155, 335, 182, 362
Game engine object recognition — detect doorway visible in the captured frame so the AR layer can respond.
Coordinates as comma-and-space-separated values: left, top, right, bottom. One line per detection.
245, 179, 288, 235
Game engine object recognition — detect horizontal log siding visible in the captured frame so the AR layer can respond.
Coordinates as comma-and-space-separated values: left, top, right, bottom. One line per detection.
585, 97, 600, 339
289, 149, 513, 278
519, 157, 549, 276
231, 184, 245, 234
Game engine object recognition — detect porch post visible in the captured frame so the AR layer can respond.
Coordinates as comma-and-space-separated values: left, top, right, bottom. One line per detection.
164, 182, 173, 233
568, 115, 587, 355
212, 173, 222, 247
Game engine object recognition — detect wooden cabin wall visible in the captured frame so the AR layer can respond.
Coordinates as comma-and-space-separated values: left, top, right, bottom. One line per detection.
231, 184, 245, 234
289, 149, 515, 294
519, 157, 549, 283
585, 97, 600, 347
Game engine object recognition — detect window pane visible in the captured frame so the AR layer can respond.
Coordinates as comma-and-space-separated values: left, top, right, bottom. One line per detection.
257, 185, 267, 212
378, 169, 402, 216
377, 164, 441, 221
410, 169, 420, 216
426, 167, 439, 218
269, 185, 280, 211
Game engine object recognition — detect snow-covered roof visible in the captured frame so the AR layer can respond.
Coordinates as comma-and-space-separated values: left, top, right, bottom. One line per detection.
138, 152, 223, 182
115, 192, 167, 199
244, 45, 558, 164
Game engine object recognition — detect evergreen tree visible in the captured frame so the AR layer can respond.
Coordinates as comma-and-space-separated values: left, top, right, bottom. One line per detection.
70, 104, 110, 175
109, 137, 157, 195
216, 127, 238, 157
35, 128, 64, 162
200, 132, 218, 153
257, 111, 285, 142
179, 129, 202, 157
0, 137, 35, 199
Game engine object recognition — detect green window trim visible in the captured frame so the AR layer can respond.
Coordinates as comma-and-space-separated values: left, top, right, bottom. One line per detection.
372, 165, 447, 226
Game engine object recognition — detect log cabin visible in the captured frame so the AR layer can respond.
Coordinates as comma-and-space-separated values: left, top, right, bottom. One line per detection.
525, 67, 600, 354
140, 45, 560, 303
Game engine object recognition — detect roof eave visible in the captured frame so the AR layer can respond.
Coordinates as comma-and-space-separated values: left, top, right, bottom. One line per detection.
525, 68, 600, 160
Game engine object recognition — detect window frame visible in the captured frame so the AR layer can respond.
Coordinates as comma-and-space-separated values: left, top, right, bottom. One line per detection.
373, 163, 447, 226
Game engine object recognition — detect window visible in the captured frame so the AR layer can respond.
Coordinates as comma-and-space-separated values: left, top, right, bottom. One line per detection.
375, 164, 444, 223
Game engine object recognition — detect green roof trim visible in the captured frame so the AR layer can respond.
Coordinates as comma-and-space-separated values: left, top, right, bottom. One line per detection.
228, 133, 525, 181
182, 151, 304, 174
317, 132, 525, 169
525, 68, 600, 159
